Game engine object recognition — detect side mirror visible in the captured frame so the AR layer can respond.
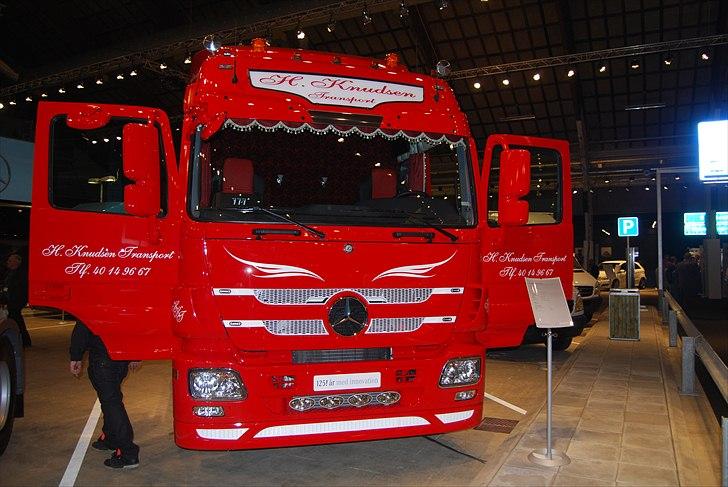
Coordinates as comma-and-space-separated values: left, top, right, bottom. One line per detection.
123, 123, 161, 217
498, 149, 530, 226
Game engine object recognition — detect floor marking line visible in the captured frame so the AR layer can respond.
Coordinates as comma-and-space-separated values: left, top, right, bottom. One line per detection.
59, 399, 101, 487
29, 323, 76, 331
484, 392, 527, 415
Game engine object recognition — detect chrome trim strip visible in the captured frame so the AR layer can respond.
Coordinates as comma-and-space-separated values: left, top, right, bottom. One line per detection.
196, 428, 249, 440
213, 287, 464, 305
435, 410, 474, 424
254, 416, 430, 438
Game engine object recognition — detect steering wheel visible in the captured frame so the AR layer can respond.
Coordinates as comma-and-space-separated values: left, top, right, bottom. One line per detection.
395, 191, 429, 199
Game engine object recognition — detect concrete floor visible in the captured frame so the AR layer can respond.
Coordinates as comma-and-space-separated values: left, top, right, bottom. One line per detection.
0, 293, 722, 486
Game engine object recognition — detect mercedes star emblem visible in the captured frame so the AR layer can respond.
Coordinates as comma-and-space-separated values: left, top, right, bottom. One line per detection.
328, 297, 368, 336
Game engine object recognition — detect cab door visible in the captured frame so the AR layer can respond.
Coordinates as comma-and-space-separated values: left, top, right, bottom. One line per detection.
29, 102, 180, 359
479, 134, 572, 348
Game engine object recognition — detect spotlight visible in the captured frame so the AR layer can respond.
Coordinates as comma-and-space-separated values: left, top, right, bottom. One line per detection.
700, 51, 710, 60
436, 0, 448, 10
76, 83, 84, 89
203, 34, 220, 53
502, 78, 510, 86
326, 14, 336, 33
8, 100, 16, 105
296, 28, 305, 40
361, 6, 372, 27
567, 69, 575, 77
41, 93, 48, 98
663, 53, 673, 66
25, 96, 32, 102
599, 65, 607, 73
116, 73, 124, 80
184, 55, 192, 64
96, 78, 104, 85
0, 102, 3, 109
159, 62, 167, 70
630, 58, 640, 69
473, 81, 481, 89
130, 70, 137, 76
58, 87, 66, 93
399, 1, 409, 24
532, 72, 541, 81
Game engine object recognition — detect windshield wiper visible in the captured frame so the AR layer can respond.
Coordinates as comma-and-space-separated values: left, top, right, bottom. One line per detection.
348, 206, 458, 242
222, 207, 326, 239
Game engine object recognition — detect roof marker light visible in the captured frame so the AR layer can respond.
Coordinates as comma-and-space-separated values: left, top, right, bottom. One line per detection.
203, 34, 221, 53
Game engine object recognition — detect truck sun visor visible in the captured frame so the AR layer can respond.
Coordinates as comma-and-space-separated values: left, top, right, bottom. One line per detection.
223, 118, 466, 147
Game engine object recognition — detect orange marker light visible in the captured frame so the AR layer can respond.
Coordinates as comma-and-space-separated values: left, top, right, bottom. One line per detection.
385, 53, 399, 68
251, 38, 267, 53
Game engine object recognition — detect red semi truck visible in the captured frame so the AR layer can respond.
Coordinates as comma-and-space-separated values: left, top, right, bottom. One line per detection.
28, 39, 572, 449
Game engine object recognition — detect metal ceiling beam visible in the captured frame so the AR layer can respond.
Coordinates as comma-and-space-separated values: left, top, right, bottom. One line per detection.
448, 34, 728, 79
0, 0, 431, 98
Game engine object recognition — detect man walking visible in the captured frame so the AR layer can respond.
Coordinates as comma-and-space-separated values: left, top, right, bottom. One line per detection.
69, 321, 141, 469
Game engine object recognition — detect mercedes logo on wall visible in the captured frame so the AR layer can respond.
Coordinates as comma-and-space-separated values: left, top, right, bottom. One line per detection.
328, 297, 368, 337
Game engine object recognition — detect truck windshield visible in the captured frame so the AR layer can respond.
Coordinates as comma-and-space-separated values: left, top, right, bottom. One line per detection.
188, 120, 475, 228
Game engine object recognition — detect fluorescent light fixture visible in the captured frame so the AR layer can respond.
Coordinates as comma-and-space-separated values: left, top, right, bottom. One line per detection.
625, 103, 666, 111
500, 114, 536, 122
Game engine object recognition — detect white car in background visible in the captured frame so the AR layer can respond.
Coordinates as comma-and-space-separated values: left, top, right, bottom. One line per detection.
597, 260, 647, 289
573, 257, 601, 321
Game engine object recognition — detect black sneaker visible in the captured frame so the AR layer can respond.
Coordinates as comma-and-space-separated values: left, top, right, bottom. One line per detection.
104, 451, 139, 470
91, 438, 113, 451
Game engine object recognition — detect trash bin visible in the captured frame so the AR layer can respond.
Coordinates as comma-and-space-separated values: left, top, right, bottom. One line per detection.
609, 289, 640, 340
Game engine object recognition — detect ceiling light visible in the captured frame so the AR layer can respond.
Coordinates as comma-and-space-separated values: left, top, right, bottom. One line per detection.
604, 179, 610, 183
532, 73, 541, 81
25, 96, 32, 102
103, 138, 110, 143
96, 78, 103, 85
501, 78, 510, 86
58, 87, 66, 93
116, 136, 122, 140
8, 101, 16, 105
203, 34, 221, 53
599, 65, 607, 73
361, 6, 372, 27
399, 1, 410, 22
567, 69, 575, 77
159, 62, 167, 70
644, 186, 650, 191
337, 137, 345, 142
117, 73, 124, 80
625, 102, 666, 111
701, 51, 710, 60
184, 55, 192, 64
625, 187, 630, 192
601, 229, 611, 235
76, 83, 84, 89
630, 58, 640, 69
0, 103, 4, 109
473, 81, 481, 89
41, 93, 48, 98
327, 13, 336, 32
663, 53, 673, 66
674, 176, 680, 180
296, 29, 306, 40
91, 140, 98, 144
130, 70, 137, 76
663, 186, 668, 190
652, 221, 657, 229
436, 0, 449, 10
572, 189, 578, 194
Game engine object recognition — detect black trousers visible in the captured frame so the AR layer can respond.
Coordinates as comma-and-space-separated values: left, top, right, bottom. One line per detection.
88, 357, 139, 460
8, 307, 31, 346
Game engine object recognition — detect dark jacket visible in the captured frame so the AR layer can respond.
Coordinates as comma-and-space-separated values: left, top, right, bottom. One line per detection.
69, 321, 119, 362
3, 267, 28, 309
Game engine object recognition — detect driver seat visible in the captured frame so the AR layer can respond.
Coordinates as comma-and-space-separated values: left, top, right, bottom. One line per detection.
214, 158, 263, 208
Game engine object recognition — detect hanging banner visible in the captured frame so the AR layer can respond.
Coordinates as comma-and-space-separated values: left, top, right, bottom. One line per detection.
249, 70, 424, 109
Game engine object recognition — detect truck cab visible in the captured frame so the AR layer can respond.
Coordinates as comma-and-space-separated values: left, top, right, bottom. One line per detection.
29, 39, 571, 449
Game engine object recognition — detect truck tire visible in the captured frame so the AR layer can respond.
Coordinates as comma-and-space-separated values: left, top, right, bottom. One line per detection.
0, 343, 16, 456
551, 335, 573, 351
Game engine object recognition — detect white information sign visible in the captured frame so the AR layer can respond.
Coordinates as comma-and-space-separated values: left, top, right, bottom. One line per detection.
249, 70, 424, 109
525, 277, 573, 329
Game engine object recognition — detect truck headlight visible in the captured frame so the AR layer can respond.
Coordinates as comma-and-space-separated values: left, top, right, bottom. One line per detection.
439, 357, 481, 387
189, 368, 246, 400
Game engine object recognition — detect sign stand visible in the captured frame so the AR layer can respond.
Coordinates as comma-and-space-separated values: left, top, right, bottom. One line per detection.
524, 278, 572, 467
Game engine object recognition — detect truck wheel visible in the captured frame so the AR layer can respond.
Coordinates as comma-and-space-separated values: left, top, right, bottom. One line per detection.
611, 279, 619, 289
0, 343, 16, 456
638, 278, 646, 289
551, 335, 573, 351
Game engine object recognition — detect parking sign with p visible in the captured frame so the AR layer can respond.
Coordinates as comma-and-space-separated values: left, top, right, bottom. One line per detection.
618, 217, 639, 237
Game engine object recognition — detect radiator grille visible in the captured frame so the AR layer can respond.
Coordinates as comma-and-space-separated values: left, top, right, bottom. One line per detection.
367, 317, 424, 334
292, 348, 392, 364
253, 288, 432, 305
265, 320, 327, 336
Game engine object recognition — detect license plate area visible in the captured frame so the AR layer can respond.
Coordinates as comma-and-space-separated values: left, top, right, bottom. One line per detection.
313, 372, 381, 391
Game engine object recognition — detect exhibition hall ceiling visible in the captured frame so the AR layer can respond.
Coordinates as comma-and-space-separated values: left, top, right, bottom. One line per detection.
0, 0, 725, 185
